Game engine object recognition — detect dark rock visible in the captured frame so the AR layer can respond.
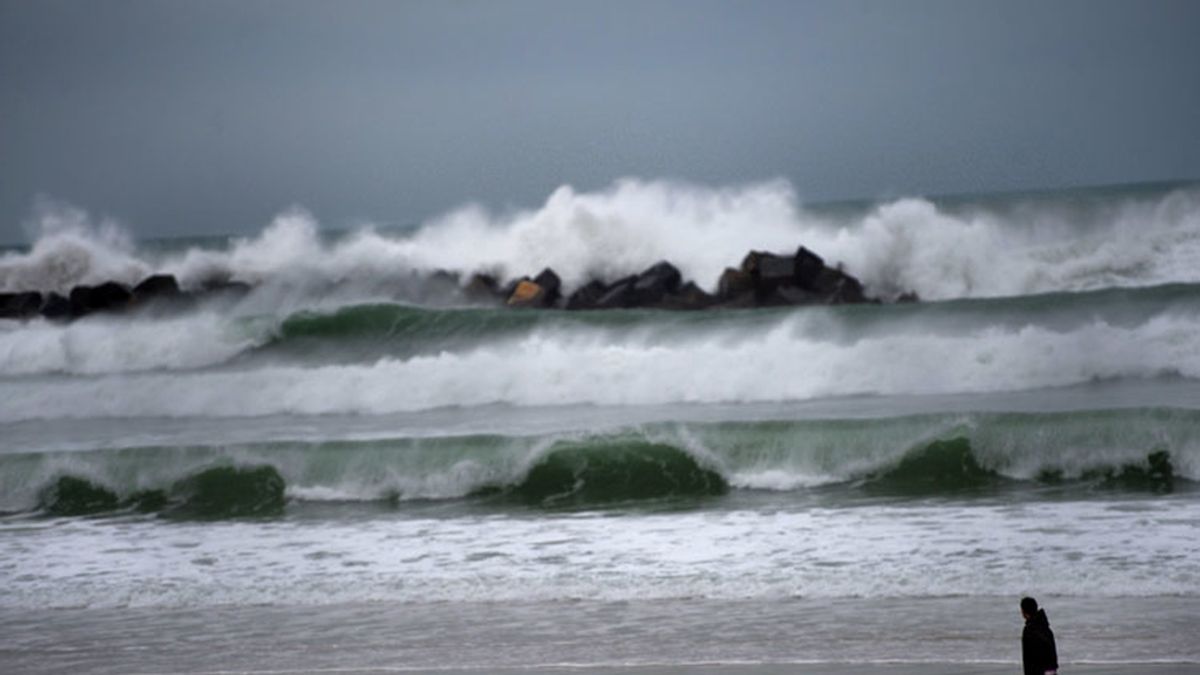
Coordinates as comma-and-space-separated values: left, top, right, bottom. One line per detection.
593, 275, 638, 309
896, 291, 920, 304
463, 273, 502, 301
654, 281, 714, 310
631, 261, 682, 305
41, 293, 72, 319
764, 285, 821, 307
744, 251, 795, 292
738, 251, 762, 275
501, 242, 876, 312
565, 279, 608, 310
707, 290, 758, 309
739, 245, 873, 306
533, 268, 562, 306
506, 280, 548, 308
0, 291, 43, 319
794, 246, 825, 287
68, 281, 132, 317
132, 274, 181, 301
810, 268, 867, 304
717, 268, 754, 299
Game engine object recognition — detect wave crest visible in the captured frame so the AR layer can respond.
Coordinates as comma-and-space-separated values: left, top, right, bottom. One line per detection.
5, 180, 1199, 303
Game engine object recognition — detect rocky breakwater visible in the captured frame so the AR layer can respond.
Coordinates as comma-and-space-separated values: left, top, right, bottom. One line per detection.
0, 274, 250, 321
0, 244, 912, 321
479, 245, 908, 311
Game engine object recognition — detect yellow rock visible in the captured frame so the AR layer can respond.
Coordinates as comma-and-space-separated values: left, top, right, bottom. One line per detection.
507, 280, 545, 307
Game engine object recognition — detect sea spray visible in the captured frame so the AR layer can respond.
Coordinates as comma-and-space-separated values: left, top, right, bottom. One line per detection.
4, 180, 1199, 302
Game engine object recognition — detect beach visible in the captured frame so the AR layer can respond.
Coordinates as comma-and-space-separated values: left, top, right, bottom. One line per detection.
4, 597, 1198, 674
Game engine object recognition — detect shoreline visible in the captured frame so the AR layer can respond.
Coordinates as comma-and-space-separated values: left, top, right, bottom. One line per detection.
4, 597, 1199, 675
115, 664, 1200, 675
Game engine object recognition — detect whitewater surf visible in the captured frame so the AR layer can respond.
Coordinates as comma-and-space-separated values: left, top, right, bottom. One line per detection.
2, 179, 1199, 673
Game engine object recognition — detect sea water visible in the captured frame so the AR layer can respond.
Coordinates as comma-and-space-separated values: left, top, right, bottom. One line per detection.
1, 179, 1199, 673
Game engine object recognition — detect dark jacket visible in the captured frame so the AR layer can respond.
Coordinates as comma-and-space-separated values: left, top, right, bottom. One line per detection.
1022, 609, 1059, 675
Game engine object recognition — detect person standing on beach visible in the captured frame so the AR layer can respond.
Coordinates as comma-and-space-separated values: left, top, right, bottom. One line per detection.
1021, 596, 1059, 675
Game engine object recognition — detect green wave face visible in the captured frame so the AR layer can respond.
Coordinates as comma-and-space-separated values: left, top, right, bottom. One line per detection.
234, 282, 1200, 370
166, 465, 286, 518
36, 466, 286, 519
268, 283, 1200, 343
483, 439, 728, 507
861, 438, 1006, 494
8, 407, 1197, 518
255, 301, 733, 364
38, 476, 122, 516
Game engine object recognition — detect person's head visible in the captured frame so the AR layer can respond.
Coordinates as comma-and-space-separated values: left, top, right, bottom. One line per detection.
1020, 597, 1038, 619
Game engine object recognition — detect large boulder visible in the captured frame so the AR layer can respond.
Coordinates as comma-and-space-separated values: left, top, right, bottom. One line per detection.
40, 293, 72, 319
503, 269, 561, 309
463, 273, 502, 302
716, 267, 754, 300
794, 247, 825, 287
506, 279, 548, 308
0, 292, 43, 319
592, 275, 638, 309
739, 245, 875, 307
654, 281, 714, 310
809, 267, 867, 304
565, 279, 608, 310
132, 274, 182, 303
741, 251, 794, 293
533, 268, 562, 306
68, 281, 132, 317
631, 261, 682, 306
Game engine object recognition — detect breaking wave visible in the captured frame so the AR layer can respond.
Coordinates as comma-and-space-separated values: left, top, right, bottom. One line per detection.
3, 409, 1195, 515
4, 298, 1200, 418
3, 179, 1199, 303
4, 280, 1200, 379
38, 466, 285, 519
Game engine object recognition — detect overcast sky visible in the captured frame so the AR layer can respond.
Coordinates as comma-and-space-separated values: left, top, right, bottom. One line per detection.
1, 0, 1198, 242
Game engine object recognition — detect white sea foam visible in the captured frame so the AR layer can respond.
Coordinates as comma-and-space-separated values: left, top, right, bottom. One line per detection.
3, 499, 1197, 609
4, 180, 1199, 301
3, 310, 1198, 422
0, 311, 265, 375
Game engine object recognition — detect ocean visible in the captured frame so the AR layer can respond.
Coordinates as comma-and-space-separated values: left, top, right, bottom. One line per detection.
1, 179, 1199, 674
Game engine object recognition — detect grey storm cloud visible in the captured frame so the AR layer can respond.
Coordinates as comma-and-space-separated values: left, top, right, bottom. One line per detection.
1, 0, 1198, 242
